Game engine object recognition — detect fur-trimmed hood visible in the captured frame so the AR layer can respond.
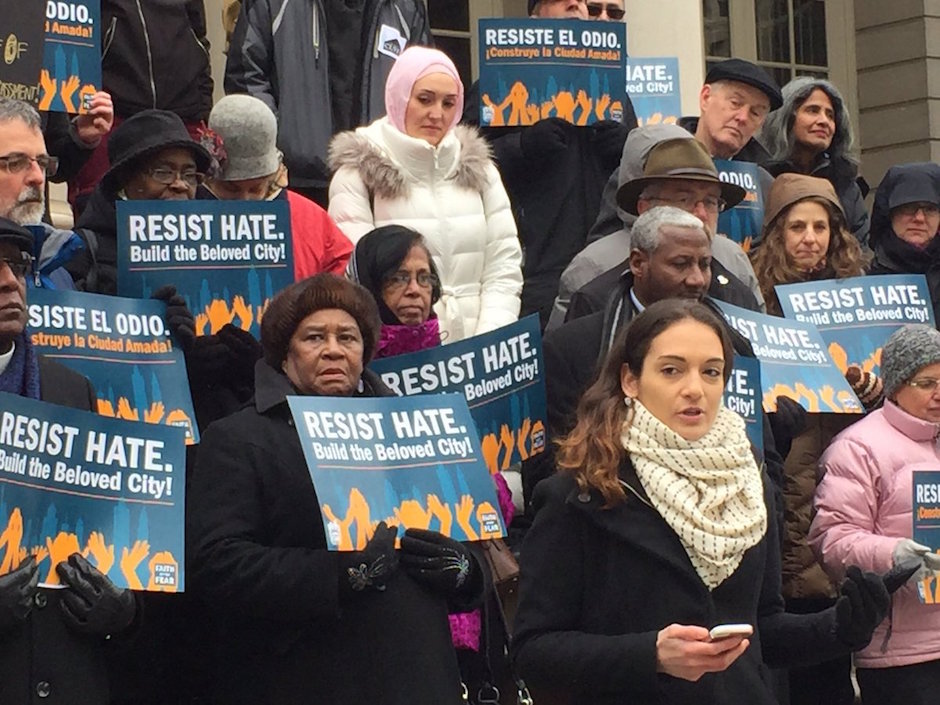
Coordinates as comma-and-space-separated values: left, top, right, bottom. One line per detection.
328, 118, 493, 200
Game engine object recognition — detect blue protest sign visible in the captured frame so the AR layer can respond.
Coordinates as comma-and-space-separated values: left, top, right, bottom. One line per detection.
39, 0, 101, 113
116, 199, 293, 338
716, 301, 862, 413
27, 288, 199, 444
287, 394, 505, 551
0, 393, 186, 591
715, 159, 764, 251
725, 355, 763, 453
775, 274, 934, 376
912, 469, 940, 604
369, 317, 546, 474
625, 57, 680, 126
478, 18, 627, 126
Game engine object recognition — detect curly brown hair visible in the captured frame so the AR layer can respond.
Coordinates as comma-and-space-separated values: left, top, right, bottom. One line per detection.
556, 300, 734, 506
750, 197, 870, 315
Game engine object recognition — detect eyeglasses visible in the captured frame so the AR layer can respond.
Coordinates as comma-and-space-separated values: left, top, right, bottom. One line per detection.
894, 203, 940, 218
146, 167, 205, 188
0, 153, 58, 177
586, 2, 625, 19
906, 378, 940, 392
0, 252, 34, 279
647, 194, 727, 214
383, 271, 439, 292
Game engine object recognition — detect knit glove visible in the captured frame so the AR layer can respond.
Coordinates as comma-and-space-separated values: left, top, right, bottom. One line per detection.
767, 395, 806, 459
833, 566, 890, 649
56, 553, 137, 636
217, 324, 262, 380
845, 365, 884, 411
152, 285, 196, 353
520, 117, 569, 160
400, 528, 479, 599
591, 119, 629, 162
893, 539, 940, 583
0, 556, 39, 631
338, 521, 398, 596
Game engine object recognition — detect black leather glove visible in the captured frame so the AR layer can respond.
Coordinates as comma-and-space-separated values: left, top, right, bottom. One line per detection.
400, 528, 478, 598
217, 324, 262, 380
56, 553, 137, 636
338, 521, 399, 596
833, 565, 890, 649
152, 285, 196, 353
520, 117, 569, 160
768, 395, 806, 459
591, 119, 629, 162
0, 556, 39, 630
185, 334, 233, 383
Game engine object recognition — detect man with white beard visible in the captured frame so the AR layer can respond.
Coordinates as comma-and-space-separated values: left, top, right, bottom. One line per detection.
0, 98, 84, 288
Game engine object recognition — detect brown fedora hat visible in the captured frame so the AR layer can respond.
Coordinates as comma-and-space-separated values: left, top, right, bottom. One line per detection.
616, 138, 747, 215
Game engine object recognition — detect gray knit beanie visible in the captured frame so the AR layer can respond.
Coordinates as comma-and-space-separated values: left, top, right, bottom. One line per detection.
208, 94, 280, 180
881, 324, 940, 398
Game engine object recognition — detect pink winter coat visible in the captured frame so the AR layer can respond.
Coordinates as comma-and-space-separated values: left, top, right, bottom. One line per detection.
809, 400, 940, 668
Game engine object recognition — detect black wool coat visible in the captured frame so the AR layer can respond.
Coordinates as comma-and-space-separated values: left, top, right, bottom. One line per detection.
188, 362, 478, 704
0, 357, 112, 705
512, 465, 848, 705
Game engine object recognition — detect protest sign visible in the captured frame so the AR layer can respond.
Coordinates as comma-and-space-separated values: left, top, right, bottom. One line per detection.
776, 274, 934, 376
28, 287, 199, 444
116, 199, 293, 337
911, 469, 940, 604
288, 394, 505, 550
715, 159, 764, 251
0, 392, 186, 591
478, 18, 627, 126
0, 2, 46, 105
369, 317, 546, 474
625, 57, 680, 126
39, 0, 101, 113
725, 355, 763, 453
716, 301, 862, 413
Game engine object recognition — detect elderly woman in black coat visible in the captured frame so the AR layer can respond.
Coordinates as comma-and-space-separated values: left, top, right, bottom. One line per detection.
512, 298, 896, 705
188, 273, 485, 704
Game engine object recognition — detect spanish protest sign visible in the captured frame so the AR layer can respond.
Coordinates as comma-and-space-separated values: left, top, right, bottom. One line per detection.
725, 355, 763, 453
369, 316, 546, 474
911, 468, 940, 604
287, 394, 506, 550
116, 199, 293, 337
0, 392, 186, 591
477, 18, 627, 126
39, 0, 101, 114
716, 301, 862, 413
626, 57, 680, 127
715, 159, 764, 252
0, 2, 46, 105
28, 287, 199, 444
776, 274, 934, 376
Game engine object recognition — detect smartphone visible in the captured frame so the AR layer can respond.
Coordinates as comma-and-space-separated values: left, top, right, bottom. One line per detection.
708, 623, 753, 641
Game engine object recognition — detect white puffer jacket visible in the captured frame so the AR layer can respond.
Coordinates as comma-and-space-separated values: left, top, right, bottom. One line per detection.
328, 118, 522, 342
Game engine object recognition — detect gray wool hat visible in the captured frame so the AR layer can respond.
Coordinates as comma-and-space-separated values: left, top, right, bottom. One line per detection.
881, 324, 940, 398
208, 94, 281, 181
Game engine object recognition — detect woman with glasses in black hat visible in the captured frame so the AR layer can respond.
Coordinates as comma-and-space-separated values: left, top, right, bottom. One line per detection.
868, 163, 940, 326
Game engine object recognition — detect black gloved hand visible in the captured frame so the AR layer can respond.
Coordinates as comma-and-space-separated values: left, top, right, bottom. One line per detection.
0, 556, 39, 630
152, 285, 196, 353
768, 395, 807, 459
56, 553, 137, 636
591, 119, 629, 162
833, 565, 890, 649
338, 521, 399, 596
217, 324, 262, 379
400, 528, 478, 598
520, 117, 569, 160
185, 334, 233, 383
883, 560, 922, 594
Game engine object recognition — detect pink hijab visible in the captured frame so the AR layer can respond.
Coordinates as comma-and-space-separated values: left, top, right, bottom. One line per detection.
384, 46, 464, 134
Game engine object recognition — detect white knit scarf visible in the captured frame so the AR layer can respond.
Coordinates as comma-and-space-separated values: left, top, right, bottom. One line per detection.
621, 400, 767, 590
